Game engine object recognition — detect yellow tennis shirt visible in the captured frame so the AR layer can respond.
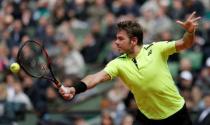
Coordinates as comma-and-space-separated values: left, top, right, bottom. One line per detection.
104, 41, 185, 120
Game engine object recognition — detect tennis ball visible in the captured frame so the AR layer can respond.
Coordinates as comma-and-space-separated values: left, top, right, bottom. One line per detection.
10, 62, 20, 73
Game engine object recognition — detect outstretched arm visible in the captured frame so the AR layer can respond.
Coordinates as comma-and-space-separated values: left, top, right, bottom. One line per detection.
175, 11, 201, 52
59, 70, 111, 100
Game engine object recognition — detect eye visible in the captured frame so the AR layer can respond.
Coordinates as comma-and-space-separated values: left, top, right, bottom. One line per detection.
118, 36, 124, 41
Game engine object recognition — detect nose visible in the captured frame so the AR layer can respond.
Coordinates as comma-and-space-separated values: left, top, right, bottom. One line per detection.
114, 40, 119, 47
114, 39, 119, 44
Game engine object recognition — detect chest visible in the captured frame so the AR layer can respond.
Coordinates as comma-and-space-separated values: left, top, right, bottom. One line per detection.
118, 49, 164, 88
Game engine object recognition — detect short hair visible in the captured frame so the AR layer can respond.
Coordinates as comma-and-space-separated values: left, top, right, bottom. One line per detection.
116, 20, 143, 45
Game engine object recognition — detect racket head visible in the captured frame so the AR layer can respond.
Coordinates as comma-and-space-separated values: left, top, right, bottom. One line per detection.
17, 40, 59, 85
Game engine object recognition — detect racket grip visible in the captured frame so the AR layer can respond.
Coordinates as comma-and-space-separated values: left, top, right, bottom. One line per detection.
60, 85, 69, 93
54, 81, 62, 88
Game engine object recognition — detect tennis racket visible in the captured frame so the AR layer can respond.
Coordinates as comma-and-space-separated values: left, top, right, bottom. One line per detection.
17, 40, 64, 89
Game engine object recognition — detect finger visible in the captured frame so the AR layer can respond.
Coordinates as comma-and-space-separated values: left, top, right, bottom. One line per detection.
59, 88, 64, 94
194, 24, 199, 28
63, 95, 70, 100
59, 88, 67, 95
63, 94, 73, 100
60, 91, 65, 96
176, 20, 185, 27
60, 85, 69, 93
192, 16, 201, 22
187, 11, 196, 20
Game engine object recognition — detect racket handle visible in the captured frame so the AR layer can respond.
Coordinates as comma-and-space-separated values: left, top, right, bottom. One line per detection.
54, 81, 70, 93
54, 81, 62, 88
60, 85, 69, 93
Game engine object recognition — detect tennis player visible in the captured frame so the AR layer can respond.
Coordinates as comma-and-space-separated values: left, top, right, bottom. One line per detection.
59, 11, 201, 125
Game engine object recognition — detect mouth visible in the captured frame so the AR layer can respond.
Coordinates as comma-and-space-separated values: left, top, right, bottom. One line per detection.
115, 44, 123, 52
117, 47, 123, 53
116, 44, 120, 49
116, 46, 121, 50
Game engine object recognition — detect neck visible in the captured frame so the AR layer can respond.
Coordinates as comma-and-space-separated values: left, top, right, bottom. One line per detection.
127, 45, 142, 58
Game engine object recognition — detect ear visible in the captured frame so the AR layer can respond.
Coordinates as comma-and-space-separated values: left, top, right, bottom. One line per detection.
130, 37, 138, 46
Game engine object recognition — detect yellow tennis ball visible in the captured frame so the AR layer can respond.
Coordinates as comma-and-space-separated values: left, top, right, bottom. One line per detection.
10, 62, 20, 73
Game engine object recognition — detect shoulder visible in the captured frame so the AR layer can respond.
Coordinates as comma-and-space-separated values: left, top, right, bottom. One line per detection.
152, 41, 175, 45
143, 43, 154, 50
142, 41, 170, 52
146, 41, 175, 48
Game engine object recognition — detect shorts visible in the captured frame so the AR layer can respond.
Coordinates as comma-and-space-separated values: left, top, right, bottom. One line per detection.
133, 104, 192, 125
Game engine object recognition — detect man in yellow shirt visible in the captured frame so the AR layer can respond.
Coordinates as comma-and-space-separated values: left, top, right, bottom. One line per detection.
59, 12, 200, 125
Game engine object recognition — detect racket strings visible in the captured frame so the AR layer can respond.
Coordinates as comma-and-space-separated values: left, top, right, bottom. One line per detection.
18, 41, 50, 78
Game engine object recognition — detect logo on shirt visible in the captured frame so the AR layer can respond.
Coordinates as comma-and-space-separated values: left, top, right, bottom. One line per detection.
144, 43, 153, 50
144, 43, 153, 56
148, 49, 152, 56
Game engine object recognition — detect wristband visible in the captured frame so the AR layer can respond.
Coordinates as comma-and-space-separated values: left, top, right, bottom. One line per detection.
187, 29, 195, 34
73, 81, 87, 94
186, 31, 194, 34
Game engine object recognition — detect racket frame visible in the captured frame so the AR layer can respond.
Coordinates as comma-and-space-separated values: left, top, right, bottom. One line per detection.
17, 40, 62, 88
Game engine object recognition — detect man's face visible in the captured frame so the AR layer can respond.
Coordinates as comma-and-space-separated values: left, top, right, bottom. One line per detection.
114, 30, 135, 54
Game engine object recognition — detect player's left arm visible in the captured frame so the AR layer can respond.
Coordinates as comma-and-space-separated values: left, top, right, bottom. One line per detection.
175, 11, 201, 52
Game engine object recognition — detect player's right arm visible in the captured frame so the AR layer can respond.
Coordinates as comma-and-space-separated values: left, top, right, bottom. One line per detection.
59, 70, 111, 100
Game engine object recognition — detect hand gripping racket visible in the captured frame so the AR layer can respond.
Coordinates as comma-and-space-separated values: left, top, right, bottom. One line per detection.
17, 40, 65, 90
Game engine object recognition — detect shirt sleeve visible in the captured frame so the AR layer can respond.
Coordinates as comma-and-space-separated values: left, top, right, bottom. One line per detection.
155, 41, 177, 58
103, 59, 119, 80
